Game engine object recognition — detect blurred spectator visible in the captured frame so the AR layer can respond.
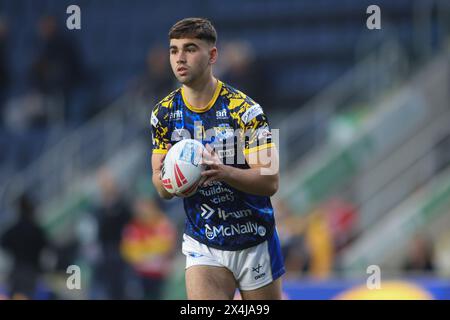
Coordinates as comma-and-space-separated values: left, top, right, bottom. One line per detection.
273, 199, 310, 278
30, 15, 88, 126
130, 45, 175, 104
305, 209, 334, 279
0, 193, 52, 299
323, 198, 358, 253
0, 16, 9, 123
121, 196, 176, 299
93, 167, 132, 299
402, 233, 436, 273
220, 40, 272, 110
4, 90, 56, 131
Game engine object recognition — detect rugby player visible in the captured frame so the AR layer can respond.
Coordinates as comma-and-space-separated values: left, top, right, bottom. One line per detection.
151, 17, 284, 300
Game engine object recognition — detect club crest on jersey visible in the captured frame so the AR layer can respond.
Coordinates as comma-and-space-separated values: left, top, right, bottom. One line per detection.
214, 124, 234, 141
172, 128, 189, 142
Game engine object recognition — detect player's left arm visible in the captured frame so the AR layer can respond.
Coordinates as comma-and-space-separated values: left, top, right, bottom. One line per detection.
201, 144, 279, 196
201, 103, 279, 196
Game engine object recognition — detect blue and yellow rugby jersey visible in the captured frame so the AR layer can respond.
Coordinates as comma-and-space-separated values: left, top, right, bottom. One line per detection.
151, 80, 276, 251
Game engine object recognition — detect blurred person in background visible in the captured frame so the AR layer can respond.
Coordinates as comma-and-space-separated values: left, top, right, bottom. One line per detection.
0, 16, 9, 123
402, 232, 436, 274
93, 167, 132, 299
0, 193, 52, 299
29, 15, 87, 126
121, 195, 177, 299
130, 45, 175, 105
304, 209, 334, 279
220, 40, 272, 111
323, 198, 358, 254
273, 199, 310, 279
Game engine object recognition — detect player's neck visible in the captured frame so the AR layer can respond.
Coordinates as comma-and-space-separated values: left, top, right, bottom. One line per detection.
182, 75, 218, 111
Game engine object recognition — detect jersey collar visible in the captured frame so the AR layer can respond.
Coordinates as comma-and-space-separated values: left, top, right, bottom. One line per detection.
181, 80, 223, 113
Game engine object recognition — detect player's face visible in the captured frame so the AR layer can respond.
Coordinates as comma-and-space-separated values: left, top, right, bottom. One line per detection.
169, 38, 216, 85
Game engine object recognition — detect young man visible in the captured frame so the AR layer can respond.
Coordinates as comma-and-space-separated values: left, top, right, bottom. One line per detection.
151, 18, 284, 300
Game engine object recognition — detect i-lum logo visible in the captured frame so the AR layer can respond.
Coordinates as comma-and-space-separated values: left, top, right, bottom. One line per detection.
201, 204, 215, 219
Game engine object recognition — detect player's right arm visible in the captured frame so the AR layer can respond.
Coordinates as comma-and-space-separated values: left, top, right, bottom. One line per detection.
150, 103, 174, 200
152, 152, 174, 200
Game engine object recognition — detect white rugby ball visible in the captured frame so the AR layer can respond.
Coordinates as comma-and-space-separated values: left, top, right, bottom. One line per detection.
161, 139, 207, 197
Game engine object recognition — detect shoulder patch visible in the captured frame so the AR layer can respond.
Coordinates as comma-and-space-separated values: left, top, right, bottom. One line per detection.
151, 112, 159, 127
241, 104, 263, 125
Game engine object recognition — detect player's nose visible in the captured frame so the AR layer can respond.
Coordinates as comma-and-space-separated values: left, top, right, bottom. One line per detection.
176, 52, 187, 64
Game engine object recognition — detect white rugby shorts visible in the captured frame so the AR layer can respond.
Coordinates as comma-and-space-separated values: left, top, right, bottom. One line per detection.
182, 230, 285, 291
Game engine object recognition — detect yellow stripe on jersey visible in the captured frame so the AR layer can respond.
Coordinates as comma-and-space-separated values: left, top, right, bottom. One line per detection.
181, 80, 223, 113
243, 143, 275, 155
153, 149, 168, 154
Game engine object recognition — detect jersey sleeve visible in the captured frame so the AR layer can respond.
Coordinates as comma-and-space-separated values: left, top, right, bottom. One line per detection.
150, 104, 170, 154
240, 103, 275, 155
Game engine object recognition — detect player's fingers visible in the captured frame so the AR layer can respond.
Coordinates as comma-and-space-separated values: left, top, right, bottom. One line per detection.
205, 143, 216, 155
201, 159, 216, 167
202, 148, 212, 158
200, 153, 210, 164
201, 169, 218, 177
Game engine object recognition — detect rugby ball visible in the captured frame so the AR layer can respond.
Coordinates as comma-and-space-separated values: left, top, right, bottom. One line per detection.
161, 139, 207, 197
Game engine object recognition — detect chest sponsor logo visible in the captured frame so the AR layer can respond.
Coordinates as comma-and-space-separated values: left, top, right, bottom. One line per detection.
199, 204, 252, 221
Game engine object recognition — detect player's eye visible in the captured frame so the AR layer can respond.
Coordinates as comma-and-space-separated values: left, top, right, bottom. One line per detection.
186, 47, 196, 53
170, 49, 177, 55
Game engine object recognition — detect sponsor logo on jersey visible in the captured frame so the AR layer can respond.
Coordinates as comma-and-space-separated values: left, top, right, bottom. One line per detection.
199, 182, 236, 204
210, 193, 235, 205
257, 225, 266, 237
216, 109, 228, 119
218, 208, 252, 221
169, 109, 183, 121
214, 124, 234, 141
198, 182, 232, 196
200, 205, 252, 221
151, 112, 159, 127
200, 203, 215, 220
204, 222, 260, 240
241, 104, 263, 124
217, 148, 235, 159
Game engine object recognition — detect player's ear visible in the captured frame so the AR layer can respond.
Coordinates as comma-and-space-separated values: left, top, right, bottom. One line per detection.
209, 46, 218, 65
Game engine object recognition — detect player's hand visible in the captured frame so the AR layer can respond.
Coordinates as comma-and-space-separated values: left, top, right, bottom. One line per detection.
200, 144, 230, 186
